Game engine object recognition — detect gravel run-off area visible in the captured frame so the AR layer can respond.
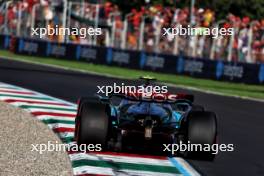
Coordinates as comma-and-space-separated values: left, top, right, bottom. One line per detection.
0, 101, 73, 176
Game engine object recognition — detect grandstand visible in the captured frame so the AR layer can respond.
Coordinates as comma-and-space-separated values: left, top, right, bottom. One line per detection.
0, 0, 263, 63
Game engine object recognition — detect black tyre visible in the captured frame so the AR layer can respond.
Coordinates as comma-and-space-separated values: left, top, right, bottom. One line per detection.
185, 111, 217, 160
74, 97, 93, 140
75, 100, 109, 149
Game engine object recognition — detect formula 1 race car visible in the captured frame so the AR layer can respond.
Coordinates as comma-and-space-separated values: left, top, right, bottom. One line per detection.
74, 76, 217, 160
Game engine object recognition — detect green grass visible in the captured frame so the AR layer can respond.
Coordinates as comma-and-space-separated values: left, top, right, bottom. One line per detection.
0, 50, 263, 100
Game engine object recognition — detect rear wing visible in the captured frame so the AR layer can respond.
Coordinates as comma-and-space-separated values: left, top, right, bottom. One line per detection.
107, 92, 194, 104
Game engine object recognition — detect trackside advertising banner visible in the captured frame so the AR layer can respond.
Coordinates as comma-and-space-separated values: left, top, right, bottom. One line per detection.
105, 48, 140, 69
140, 52, 178, 73
0, 35, 10, 50
2, 35, 263, 85
176, 56, 216, 79
76, 45, 106, 64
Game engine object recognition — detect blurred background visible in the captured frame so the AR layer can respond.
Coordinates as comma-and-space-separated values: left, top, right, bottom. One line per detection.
0, 0, 263, 63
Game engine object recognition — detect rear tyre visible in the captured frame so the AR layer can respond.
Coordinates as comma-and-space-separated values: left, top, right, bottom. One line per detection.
185, 111, 217, 161
75, 101, 109, 150
74, 97, 94, 141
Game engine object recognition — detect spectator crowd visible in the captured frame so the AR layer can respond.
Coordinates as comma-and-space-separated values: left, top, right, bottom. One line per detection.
0, 0, 263, 63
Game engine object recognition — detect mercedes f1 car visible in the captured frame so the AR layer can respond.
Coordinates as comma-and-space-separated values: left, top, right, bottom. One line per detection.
74, 77, 217, 160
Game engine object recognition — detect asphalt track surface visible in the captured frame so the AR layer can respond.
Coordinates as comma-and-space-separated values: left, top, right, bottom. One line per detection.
0, 58, 263, 176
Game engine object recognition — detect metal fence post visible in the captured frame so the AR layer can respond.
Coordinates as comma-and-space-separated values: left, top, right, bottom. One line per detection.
111, 17, 116, 47
66, 2, 72, 43
62, 0, 68, 42
16, 2, 22, 36
109, 12, 120, 47
246, 21, 257, 63
139, 16, 146, 50
227, 27, 236, 62
93, 4, 100, 45
3, 1, 12, 34
121, 13, 132, 49
210, 20, 226, 60
154, 25, 161, 53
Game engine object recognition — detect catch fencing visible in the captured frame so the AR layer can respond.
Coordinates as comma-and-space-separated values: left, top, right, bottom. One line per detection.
0, 1, 263, 64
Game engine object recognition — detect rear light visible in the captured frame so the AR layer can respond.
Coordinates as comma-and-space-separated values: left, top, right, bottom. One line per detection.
145, 127, 152, 139
121, 130, 127, 136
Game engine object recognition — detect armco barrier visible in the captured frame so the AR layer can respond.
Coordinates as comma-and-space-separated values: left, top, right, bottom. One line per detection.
0, 34, 263, 85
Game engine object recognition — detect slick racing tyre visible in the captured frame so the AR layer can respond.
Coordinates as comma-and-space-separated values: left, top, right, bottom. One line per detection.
74, 97, 92, 141
185, 111, 217, 161
75, 100, 109, 150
